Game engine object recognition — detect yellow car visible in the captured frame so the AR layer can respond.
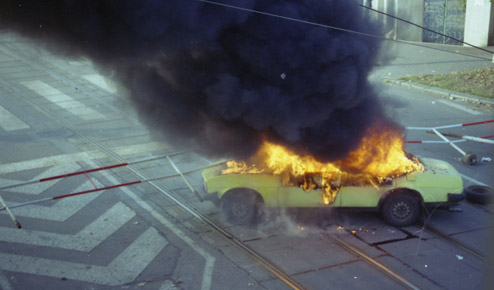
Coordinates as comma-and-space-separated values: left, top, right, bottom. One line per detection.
202, 158, 464, 226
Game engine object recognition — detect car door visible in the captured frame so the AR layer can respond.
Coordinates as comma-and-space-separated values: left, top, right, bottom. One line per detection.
277, 185, 325, 207
337, 185, 384, 207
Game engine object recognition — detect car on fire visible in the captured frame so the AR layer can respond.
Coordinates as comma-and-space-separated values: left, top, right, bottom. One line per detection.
202, 157, 464, 226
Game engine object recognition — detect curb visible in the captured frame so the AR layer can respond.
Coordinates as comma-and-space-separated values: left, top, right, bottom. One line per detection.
385, 79, 494, 106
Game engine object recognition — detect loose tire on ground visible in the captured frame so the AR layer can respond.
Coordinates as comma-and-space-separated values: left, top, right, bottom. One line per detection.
464, 185, 494, 205
381, 193, 420, 227
222, 189, 262, 225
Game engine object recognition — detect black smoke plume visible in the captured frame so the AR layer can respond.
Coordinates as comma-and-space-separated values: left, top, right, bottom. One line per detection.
0, 0, 384, 162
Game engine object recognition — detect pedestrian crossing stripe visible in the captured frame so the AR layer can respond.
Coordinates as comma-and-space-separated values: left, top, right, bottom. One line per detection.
21, 80, 104, 120
0, 105, 29, 131
82, 74, 118, 94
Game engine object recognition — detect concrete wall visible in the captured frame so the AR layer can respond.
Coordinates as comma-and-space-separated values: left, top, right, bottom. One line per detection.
371, 0, 424, 41
464, 0, 494, 46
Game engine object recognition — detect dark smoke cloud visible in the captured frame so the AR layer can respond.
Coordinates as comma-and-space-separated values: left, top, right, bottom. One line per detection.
0, 0, 384, 162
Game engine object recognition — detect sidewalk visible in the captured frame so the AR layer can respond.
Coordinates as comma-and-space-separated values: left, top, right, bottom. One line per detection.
386, 79, 494, 106
371, 41, 493, 80
370, 41, 494, 105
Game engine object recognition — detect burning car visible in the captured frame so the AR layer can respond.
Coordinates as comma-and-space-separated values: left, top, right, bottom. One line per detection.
202, 125, 464, 226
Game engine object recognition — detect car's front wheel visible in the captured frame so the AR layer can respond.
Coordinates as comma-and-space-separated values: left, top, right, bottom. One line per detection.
381, 193, 420, 226
222, 189, 262, 225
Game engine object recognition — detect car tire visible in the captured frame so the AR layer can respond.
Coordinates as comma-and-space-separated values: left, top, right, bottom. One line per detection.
464, 185, 494, 205
223, 189, 262, 225
381, 193, 420, 227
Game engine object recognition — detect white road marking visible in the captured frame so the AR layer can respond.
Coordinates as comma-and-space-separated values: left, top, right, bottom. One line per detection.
0, 152, 96, 175
0, 163, 80, 195
1, 179, 103, 221
160, 280, 180, 290
0, 147, 211, 287
127, 190, 215, 290
0, 227, 167, 286
68, 61, 89, 66
0, 141, 170, 175
0, 270, 14, 290
0, 105, 29, 131
112, 141, 172, 156
21, 80, 104, 120
460, 174, 489, 187
0, 202, 134, 251
2, 187, 100, 221
89, 159, 215, 290
436, 99, 482, 115
83, 74, 118, 94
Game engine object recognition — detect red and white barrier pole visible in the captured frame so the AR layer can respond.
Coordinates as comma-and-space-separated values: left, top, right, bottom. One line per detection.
407, 140, 465, 144
0, 163, 128, 192
1, 180, 141, 212
432, 128, 467, 156
0, 152, 183, 191
0, 160, 227, 213
406, 120, 494, 131
406, 120, 493, 165
0, 195, 21, 228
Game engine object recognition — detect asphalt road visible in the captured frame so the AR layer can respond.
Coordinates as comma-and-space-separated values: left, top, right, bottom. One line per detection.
0, 32, 493, 290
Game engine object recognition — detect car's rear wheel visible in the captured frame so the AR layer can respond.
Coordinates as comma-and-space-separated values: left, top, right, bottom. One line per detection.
381, 193, 420, 226
223, 189, 262, 225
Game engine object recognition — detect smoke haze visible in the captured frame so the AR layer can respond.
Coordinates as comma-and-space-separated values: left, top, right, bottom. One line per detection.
0, 0, 384, 162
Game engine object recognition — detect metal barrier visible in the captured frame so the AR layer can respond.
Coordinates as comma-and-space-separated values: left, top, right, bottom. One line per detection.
0, 151, 225, 228
406, 120, 494, 165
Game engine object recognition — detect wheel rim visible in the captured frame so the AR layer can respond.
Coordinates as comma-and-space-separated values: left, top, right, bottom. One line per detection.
391, 201, 412, 220
231, 200, 248, 218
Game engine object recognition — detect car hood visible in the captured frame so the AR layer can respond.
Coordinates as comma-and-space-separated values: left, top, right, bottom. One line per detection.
419, 157, 460, 176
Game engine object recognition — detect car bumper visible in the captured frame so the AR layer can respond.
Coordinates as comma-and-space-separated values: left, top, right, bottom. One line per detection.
448, 192, 465, 203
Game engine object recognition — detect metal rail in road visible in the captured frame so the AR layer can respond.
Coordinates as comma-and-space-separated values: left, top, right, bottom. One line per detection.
420, 222, 489, 264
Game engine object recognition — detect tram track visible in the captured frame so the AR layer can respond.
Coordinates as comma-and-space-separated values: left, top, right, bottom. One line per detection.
419, 222, 489, 263
0, 42, 429, 289
327, 234, 421, 290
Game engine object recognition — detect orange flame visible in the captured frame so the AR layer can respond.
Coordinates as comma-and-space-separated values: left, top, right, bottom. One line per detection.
222, 121, 423, 204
